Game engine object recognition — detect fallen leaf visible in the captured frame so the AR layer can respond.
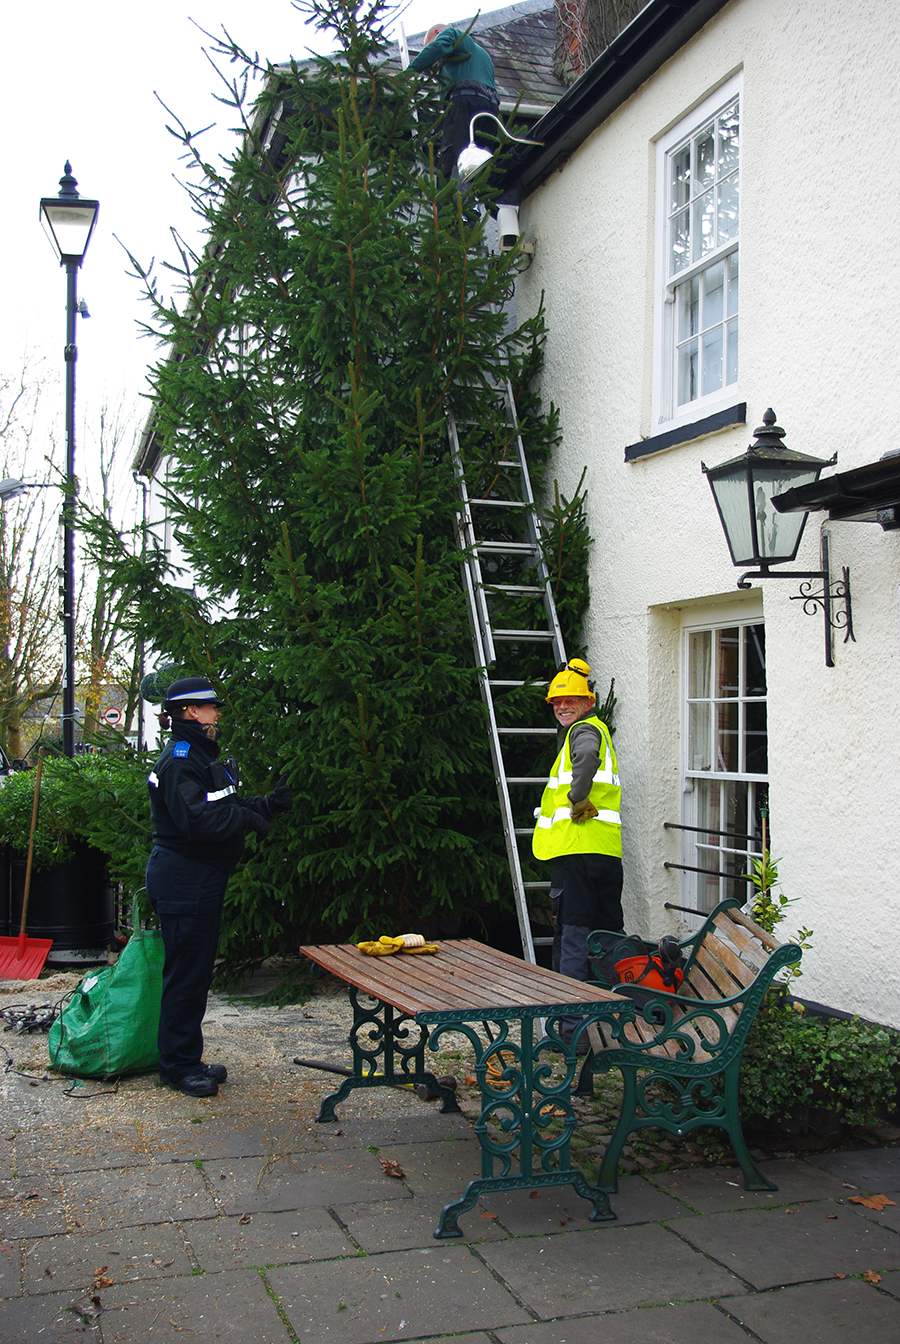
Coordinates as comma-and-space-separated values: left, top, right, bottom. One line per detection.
93, 1275, 114, 1289
843, 1181, 859, 1189
785, 1208, 795, 1214
849, 1195, 897, 1211
834, 1272, 847, 1279
238, 1213, 252, 1225
529, 1192, 540, 1200
379, 1158, 405, 1180
481, 1211, 499, 1220
827, 1214, 838, 1219
864, 1270, 883, 1284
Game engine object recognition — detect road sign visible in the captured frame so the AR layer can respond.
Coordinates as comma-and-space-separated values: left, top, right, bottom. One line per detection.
103, 706, 123, 726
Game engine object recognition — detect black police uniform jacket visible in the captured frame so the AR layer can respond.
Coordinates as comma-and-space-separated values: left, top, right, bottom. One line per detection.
147, 720, 269, 874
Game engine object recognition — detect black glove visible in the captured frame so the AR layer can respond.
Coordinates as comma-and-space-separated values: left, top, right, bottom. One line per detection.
265, 774, 293, 816
246, 809, 270, 838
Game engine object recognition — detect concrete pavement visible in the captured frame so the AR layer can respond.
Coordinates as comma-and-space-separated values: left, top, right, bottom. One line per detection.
3, 983, 900, 1342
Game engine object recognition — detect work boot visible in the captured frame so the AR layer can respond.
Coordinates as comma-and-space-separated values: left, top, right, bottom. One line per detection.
162, 1070, 219, 1098
200, 1062, 228, 1084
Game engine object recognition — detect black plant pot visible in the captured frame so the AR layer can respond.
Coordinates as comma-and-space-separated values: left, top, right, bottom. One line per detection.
9, 842, 114, 952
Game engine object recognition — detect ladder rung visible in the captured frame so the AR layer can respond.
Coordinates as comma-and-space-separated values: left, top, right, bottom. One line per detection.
475, 542, 537, 554
493, 630, 554, 641
469, 499, 528, 509
488, 679, 541, 687
506, 776, 549, 785
482, 584, 543, 594
532, 936, 553, 946
525, 881, 552, 890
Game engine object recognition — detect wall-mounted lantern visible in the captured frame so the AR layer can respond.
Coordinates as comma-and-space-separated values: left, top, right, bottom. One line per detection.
702, 409, 854, 667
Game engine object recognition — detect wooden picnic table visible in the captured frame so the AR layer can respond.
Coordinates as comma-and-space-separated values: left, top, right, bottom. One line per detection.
298, 939, 624, 1237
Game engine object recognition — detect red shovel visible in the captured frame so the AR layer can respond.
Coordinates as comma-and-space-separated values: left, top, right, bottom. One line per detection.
0, 752, 53, 981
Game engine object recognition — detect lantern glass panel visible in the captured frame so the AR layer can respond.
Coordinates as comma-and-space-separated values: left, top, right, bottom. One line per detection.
750, 465, 820, 561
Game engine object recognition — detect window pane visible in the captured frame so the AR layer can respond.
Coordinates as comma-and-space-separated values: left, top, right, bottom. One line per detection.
703, 260, 725, 328
677, 275, 699, 340
702, 326, 723, 394
689, 630, 711, 697
745, 700, 768, 774
718, 100, 740, 170
725, 317, 739, 385
692, 190, 716, 260
744, 623, 766, 694
671, 144, 691, 211
689, 702, 712, 771
717, 699, 739, 770
716, 628, 739, 697
694, 125, 716, 189
718, 171, 740, 241
670, 207, 690, 275
677, 339, 698, 405
726, 251, 739, 316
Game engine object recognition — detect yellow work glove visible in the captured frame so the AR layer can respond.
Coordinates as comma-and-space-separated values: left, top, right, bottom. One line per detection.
356, 934, 440, 956
570, 797, 599, 824
357, 936, 406, 956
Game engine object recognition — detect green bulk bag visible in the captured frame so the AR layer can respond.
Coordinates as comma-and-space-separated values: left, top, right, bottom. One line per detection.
48, 929, 164, 1077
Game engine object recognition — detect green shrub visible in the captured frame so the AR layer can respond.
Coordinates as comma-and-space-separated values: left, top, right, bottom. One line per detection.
740, 999, 900, 1129
0, 754, 151, 897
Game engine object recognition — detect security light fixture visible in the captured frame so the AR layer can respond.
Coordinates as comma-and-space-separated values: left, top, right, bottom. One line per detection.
703, 409, 854, 667
456, 113, 542, 186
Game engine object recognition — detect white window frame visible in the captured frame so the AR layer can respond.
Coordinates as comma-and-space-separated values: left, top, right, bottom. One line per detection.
652, 74, 742, 431
680, 600, 766, 915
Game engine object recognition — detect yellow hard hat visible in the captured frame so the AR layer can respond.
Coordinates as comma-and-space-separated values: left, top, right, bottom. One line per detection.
545, 657, 594, 702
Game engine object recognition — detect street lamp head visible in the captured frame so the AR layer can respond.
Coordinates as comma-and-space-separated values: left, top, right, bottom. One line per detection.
456, 113, 543, 185
702, 409, 835, 569
0, 478, 28, 502
39, 162, 99, 266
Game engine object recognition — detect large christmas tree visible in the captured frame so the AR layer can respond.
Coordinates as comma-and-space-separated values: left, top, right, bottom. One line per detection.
114, 0, 589, 966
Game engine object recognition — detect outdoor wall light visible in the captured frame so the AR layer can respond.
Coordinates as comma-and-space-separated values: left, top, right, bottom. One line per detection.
456, 112, 542, 185
702, 409, 854, 667
38, 162, 99, 758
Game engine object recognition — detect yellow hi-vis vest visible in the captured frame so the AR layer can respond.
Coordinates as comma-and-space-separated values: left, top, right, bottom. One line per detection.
532, 714, 622, 860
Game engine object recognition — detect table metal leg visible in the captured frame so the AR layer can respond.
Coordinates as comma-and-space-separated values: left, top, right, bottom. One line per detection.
312, 986, 460, 1122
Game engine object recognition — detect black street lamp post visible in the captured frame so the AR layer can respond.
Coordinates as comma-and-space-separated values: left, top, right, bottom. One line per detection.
39, 164, 99, 757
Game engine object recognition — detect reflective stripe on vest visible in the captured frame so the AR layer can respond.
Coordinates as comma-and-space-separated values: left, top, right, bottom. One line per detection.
532, 714, 622, 860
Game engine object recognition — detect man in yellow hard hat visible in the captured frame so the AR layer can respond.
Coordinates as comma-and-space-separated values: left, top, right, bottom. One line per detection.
532, 658, 624, 1003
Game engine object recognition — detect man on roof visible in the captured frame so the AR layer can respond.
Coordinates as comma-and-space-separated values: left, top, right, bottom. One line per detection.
410, 22, 501, 181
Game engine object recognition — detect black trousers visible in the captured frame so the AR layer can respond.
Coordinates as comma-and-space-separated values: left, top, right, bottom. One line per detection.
146, 845, 229, 1078
551, 852, 624, 983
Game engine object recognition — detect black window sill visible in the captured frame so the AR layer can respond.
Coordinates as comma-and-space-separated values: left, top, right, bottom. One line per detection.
625, 403, 747, 462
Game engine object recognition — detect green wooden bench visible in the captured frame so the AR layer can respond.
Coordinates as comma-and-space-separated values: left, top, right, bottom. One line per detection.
575, 897, 801, 1193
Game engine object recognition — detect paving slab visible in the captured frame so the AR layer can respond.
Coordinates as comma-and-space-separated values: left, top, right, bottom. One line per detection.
22, 1222, 192, 1295
99, 1268, 292, 1342
727, 1276, 900, 1343
143, 1119, 307, 1164
0, 1176, 68, 1238
184, 1208, 356, 1271
647, 1158, 851, 1214
315, 1110, 473, 1150
880, 1268, 900, 1299
365, 1137, 482, 1196
61, 1164, 217, 1232
842, 1189, 900, 1236
477, 1221, 746, 1317
807, 1147, 900, 1192
0, 1232, 21, 1295
675, 1203, 900, 1289
267, 1244, 532, 1341
481, 1174, 683, 1235
13, 1122, 148, 1176
0, 1288, 103, 1342
203, 1149, 413, 1216
496, 1299, 753, 1343
332, 1195, 509, 1250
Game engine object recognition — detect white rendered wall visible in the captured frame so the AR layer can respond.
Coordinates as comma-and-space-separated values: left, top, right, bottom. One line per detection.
516, 0, 900, 1024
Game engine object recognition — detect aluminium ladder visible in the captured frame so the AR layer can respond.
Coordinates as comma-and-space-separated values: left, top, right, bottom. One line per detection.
448, 378, 567, 963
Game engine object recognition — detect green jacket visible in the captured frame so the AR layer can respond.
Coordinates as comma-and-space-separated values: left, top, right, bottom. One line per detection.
410, 28, 496, 101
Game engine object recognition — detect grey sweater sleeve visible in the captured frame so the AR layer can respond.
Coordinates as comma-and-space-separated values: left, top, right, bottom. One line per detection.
567, 721, 602, 803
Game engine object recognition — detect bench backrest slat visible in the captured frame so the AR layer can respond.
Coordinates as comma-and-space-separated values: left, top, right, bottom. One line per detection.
711, 912, 770, 973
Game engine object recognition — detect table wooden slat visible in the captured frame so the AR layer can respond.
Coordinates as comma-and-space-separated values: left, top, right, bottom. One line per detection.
299, 940, 623, 1016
